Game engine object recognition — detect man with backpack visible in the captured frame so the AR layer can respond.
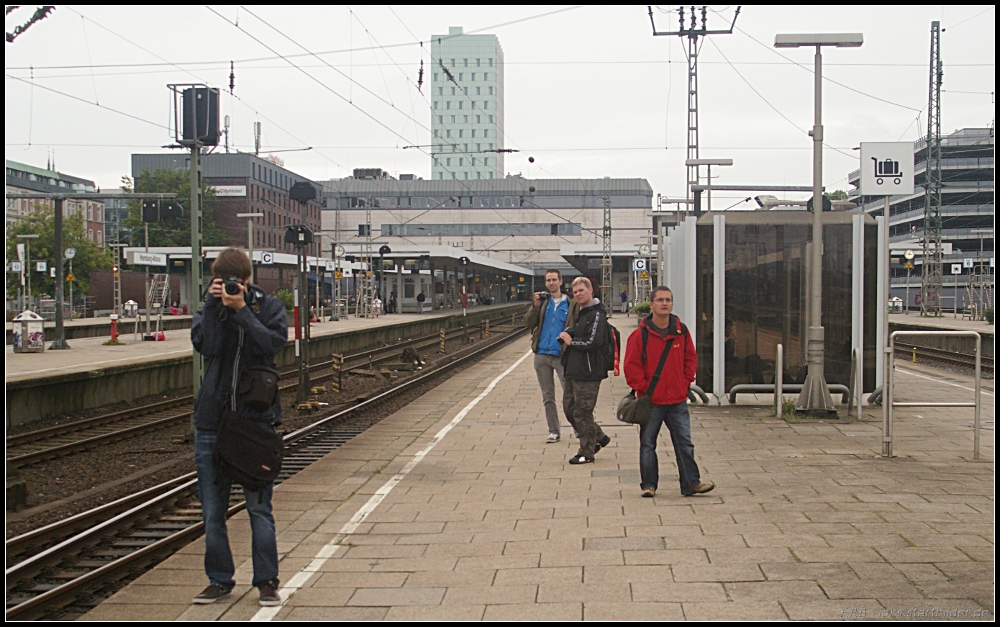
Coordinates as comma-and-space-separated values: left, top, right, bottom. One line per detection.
558, 277, 614, 464
190, 248, 288, 607
623, 286, 714, 498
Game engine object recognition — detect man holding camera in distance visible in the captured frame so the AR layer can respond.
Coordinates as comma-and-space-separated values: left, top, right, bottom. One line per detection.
191, 247, 288, 607
525, 269, 578, 443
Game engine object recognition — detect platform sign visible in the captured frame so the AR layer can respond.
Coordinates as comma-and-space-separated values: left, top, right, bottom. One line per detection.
335, 271, 343, 280
860, 143, 914, 196
36, 261, 47, 273
963, 258, 974, 268
260, 251, 274, 265
66, 272, 76, 282
632, 258, 648, 272
10, 261, 22, 273
127, 251, 167, 266
950, 263, 962, 275
639, 270, 649, 279
325, 260, 336, 272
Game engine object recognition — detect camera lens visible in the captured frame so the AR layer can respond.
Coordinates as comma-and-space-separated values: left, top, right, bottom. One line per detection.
224, 278, 241, 295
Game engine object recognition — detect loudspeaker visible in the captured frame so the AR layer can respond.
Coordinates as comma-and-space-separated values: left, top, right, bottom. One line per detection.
181, 87, 220, 146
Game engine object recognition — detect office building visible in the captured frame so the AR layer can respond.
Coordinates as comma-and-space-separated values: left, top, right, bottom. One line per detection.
431, 26, 504, 181
320, 172, 653, 277
131, 152, 323, 255
5, 159, 105, 249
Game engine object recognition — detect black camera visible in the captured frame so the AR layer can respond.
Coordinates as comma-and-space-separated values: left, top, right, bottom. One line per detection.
537, 291, 550, 300
224, 276, 243, 295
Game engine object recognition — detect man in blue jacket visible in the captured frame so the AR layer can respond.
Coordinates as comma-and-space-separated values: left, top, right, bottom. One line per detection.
190, 247, 288, 608
525, 269, 576, 443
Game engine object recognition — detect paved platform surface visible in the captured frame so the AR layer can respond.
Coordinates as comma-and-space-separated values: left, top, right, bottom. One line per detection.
83, 315, 994, 621
888, 313, 994, 336
4, 304, 517, 385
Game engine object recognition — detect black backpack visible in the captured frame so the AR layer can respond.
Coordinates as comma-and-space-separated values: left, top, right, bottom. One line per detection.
212, 311, 283, 494
602, 315, 622, 375
213, 409, 283, 492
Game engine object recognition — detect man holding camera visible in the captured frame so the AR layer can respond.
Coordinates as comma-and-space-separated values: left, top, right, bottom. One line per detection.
190, 248, 288, 607
525, 269, 577, 443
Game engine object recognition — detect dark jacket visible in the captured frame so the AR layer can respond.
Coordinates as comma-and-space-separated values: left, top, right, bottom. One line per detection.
561, 299, 610, 381
524, 292, 578, 354
191, 285, 288, 431
624, 314, 696, 405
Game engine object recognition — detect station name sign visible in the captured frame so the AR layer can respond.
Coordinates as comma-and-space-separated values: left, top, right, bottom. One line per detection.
212, 185, 248, 197
127, 251, 168, 266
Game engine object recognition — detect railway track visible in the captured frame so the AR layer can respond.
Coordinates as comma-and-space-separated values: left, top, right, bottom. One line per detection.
5, 324, 527, 620
895, 342, 994, 373
7, 317, 512, 468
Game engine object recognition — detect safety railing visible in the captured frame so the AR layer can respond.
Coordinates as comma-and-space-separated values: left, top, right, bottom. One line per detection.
882, 330, 983, 459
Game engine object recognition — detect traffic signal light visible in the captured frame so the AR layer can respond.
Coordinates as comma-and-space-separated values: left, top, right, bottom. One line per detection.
142, 200, 159, 222
460, 256, 470, 266
161, 201, 183, 219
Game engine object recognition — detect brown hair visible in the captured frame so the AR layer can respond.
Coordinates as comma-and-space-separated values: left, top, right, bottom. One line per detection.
544, 269, 562, 281
650, 286, 673, 301
212, 247, 253, 280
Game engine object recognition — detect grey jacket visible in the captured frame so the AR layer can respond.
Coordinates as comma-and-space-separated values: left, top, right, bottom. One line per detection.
191, 285, 288, 431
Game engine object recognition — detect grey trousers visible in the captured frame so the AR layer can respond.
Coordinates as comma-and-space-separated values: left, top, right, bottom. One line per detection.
533, 353, 566, 435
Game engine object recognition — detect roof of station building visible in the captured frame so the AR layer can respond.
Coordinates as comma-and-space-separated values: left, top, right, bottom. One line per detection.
320, 176, 653, 198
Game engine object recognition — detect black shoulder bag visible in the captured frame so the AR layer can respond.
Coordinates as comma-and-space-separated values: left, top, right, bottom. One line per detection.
212, 321, 283, 494
616, 325, 675, 426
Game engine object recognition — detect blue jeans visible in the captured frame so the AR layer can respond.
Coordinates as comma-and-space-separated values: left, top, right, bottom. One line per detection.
639, 402, 701, 493
195, 430, 279, 589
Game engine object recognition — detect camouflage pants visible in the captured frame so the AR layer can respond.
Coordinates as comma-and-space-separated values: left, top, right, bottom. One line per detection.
562, 378, 607, 459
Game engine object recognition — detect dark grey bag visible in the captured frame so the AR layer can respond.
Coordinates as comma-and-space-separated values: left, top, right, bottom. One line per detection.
616, 327, 675, 426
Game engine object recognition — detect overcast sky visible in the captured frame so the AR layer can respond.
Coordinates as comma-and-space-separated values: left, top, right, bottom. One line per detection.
5, 5, 995, 209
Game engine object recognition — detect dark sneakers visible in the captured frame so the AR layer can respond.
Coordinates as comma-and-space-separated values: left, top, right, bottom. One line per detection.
258, 581, 282, 606
594, 434, 611, 453
193, 584, 232, 604
682, 482, 716, 496
568, 455, 594, 465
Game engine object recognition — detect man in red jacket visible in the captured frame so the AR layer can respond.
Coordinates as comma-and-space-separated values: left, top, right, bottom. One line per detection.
624, 286, 714, 498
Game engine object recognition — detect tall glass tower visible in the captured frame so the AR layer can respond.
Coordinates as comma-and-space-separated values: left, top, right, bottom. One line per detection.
430, 26, 504, 181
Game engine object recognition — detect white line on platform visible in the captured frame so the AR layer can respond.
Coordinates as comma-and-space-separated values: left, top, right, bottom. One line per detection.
896, 367, 994, 398
250, 349, 533, 622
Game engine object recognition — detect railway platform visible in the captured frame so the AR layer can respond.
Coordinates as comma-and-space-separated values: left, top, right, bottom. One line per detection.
5, 302, 526, 428
81, 314, 994, 621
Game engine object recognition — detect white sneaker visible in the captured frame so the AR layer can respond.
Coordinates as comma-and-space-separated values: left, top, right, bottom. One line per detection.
547, 433, 560, 443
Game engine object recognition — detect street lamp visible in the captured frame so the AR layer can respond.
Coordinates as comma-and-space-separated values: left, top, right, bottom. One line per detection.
775, 32, 863, 414
684, 158, 733, 212
16, 234, 39, 312
236, 212, 264, 282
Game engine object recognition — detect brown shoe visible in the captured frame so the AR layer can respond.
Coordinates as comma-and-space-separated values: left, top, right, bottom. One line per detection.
682, 482, 715, 496
641, 487, 656, 498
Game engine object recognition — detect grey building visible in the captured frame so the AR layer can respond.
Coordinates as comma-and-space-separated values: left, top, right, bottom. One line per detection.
6, 159, 105, 249
847, 127, 994, 310
431, 26, 505, 181
320, 174, 653, 275
131, 152, 323, 255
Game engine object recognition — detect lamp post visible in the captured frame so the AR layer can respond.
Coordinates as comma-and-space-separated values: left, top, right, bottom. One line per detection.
685, 158, 733, 212
16, 234, 39, 312
775, 32, 863, 414
236, 212, 264, 282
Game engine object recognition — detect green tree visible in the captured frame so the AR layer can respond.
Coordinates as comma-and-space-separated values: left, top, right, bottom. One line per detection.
121, 169, 226, 247
826, 189, 849, 201
6, 206, 114, 299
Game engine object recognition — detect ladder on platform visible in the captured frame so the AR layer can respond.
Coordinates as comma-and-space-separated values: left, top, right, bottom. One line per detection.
147, 273, 170, 336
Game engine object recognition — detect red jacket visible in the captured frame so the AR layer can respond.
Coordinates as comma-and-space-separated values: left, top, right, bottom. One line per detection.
624, 314, 697, 405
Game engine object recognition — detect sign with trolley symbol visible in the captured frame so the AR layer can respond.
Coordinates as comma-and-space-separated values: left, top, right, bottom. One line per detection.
871, 157, 903, 186
860, 143, 914, 196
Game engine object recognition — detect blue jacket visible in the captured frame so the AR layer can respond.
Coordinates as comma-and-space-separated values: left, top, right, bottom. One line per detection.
537, 296, 569, 356
191, 285, 288, 431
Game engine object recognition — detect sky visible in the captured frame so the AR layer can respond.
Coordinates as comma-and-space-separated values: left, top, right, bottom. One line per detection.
4, 5, 995, 210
